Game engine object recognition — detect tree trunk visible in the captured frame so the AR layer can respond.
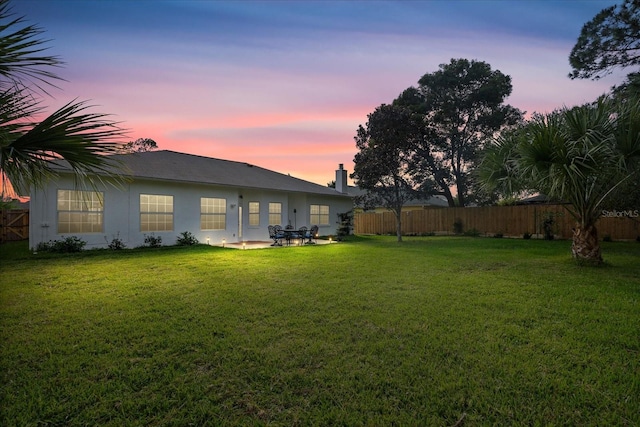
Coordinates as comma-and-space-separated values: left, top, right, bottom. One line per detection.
395, 212, 403, 242
455, 171, 466, 207
571, 224, 602, 264
441, 187, 455, 207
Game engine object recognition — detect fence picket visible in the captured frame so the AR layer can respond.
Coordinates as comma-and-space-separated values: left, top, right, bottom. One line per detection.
354, 205, 640, 240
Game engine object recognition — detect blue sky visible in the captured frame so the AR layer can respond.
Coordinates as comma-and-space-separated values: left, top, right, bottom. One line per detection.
13, 0, 621, 186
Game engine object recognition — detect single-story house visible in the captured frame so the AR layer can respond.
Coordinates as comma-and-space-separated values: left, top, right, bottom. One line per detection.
29, 150, 354, 249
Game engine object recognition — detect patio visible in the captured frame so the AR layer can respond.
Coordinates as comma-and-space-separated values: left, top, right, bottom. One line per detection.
222, 238, 334, 249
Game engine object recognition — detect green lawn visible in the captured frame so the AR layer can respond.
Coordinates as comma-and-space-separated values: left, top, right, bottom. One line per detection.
1, 236, 639, 426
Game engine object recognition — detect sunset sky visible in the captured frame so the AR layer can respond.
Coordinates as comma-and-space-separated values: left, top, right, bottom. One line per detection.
14, 0, 623, 187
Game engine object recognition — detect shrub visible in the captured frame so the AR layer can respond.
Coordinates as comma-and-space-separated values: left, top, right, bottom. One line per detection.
35, 236, 86, 253
463, 228, 481, 237
144, 234, 162, 248
541, 212, 561, 241
542, 218, 554, 240
106, 233, 126, 250
336, 210, 354, 239
176, 231, 199, 246
453, 218, 464, 234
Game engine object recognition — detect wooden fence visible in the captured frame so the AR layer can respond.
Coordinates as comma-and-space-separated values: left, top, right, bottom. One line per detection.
354, 204, 640, 241
0, 209, 29, 243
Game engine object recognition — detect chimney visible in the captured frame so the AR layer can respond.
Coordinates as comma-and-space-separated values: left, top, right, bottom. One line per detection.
336, 163, 348, 194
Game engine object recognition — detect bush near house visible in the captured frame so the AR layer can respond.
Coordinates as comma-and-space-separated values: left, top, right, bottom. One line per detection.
176, 231, 199, 246
34, 236, 86, 253
143, 234, 162, 248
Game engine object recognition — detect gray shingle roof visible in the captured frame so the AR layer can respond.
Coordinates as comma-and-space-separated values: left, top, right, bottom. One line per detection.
55, 150, 351, 197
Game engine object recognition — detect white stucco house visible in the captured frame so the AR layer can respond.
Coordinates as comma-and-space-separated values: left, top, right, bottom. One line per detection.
29, 150, 354, 249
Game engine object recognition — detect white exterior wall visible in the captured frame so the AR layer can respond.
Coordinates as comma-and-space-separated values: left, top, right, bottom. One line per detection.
239, 190, 353, 241
29, 175, 353, 250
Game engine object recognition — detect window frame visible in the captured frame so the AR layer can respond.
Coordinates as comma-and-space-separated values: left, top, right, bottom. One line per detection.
140, 194, 174, 232
268, 202, 282, 225
310, 204, 330, 226
248, 201, 260, 227
200, 197, 227, 231
57, 189, 104, 234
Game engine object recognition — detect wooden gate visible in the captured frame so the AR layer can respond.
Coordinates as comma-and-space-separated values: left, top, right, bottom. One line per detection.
0, 209, 29, 243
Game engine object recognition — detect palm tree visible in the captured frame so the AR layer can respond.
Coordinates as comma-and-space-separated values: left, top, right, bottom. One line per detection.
0, 0, 126, 199
479, 97, 640, 264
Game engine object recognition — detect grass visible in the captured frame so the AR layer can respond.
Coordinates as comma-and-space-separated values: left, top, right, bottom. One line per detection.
1, 236, 639, 426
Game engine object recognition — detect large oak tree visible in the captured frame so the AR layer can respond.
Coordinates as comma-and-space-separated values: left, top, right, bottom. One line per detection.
395, 59, 522, 207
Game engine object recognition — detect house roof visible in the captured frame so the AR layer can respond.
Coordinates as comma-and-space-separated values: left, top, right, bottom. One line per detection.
516, 194, 564, 205
346, 186, 449, 207
53, 150, 351, 198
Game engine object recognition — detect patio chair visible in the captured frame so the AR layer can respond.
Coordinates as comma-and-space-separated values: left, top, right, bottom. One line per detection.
297, 226, 307, 246
269, 225, 284, 246
307, 225, 319, 244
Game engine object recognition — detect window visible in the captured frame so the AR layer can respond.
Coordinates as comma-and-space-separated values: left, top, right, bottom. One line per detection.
57, 190, 104, 233
310, 204, 330, 225
268, 202, 282, 225
201, 197, 226, 230
248, 202, 260, 227
140, 194, 173, 232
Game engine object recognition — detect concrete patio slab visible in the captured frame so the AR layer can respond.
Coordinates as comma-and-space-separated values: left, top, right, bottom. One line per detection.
221, 239, 334, 249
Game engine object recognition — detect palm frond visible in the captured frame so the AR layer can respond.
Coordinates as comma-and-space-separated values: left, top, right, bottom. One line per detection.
0, 0, 130, 197
1, 99, 128, 194
509, 97, 639, 225
0, 0, 63, 94
477, 131, 523, 196
613, 97, 640, 164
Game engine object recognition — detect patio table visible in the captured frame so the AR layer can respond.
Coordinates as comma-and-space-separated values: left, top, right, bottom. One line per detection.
282, 227, 306, 245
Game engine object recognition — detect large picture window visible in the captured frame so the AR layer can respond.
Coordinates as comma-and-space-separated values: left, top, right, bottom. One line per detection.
268, 202, 282, 225
248, 202, 260, 227
310, 204, 330, 225
57, 190, 104, 233
201, 197, 226, 230
140, 194, 173, 232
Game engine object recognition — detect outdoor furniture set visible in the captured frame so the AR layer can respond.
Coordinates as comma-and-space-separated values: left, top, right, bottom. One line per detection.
268, 225, 319, 246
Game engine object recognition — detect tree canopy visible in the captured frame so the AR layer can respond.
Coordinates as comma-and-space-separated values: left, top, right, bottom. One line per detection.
351, 104, 425, 241
569, 0, 640, 80
120, 138, 158, 153
394, 58, 523, 207
0, 0, 126, 198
